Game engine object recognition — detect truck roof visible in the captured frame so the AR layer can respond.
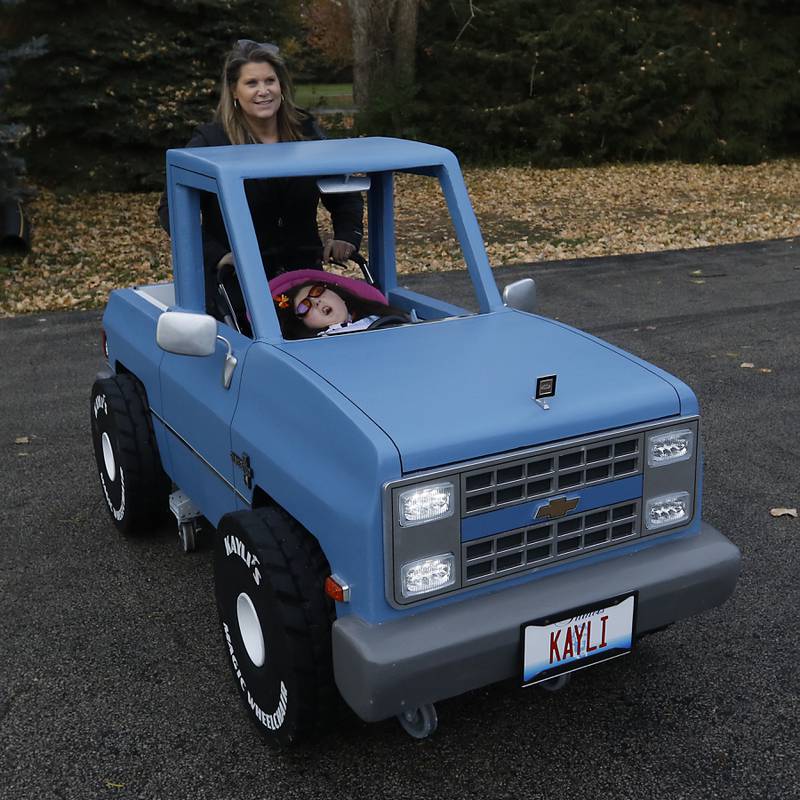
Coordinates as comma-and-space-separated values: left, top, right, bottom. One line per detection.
164, 134, 502, 331
166, 136, 458, 181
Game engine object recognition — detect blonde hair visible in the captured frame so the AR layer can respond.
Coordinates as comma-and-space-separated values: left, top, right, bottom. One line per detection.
215, 41, 304, 144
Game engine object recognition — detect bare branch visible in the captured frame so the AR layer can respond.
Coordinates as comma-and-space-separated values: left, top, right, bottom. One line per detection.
528, 54, 538, 97
453, 0, 477, 44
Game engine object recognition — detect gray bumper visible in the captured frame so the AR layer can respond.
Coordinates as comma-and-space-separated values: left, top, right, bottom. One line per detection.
332, 522, 740, 722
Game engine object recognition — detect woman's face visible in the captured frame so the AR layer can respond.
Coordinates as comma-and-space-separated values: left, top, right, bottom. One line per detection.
293, 284, 349, 330
233, 61, 282, 125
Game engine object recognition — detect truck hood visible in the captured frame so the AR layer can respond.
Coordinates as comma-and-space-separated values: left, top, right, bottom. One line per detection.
282, 311, 684, 473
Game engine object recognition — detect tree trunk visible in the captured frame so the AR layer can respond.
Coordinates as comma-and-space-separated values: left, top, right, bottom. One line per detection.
392, 0, 418, 87
347, 0, 374, 108
346, 0, 418, 108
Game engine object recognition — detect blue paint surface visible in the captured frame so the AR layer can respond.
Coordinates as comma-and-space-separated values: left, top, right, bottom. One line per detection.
111, 137, 705, 628
283, 313, 680, 473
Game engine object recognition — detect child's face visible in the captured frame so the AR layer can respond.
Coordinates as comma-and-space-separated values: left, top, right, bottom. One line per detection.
294, 284, 349, 330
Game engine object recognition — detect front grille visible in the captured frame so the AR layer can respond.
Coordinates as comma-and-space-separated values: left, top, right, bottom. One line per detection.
462, 500, 640, 586
461, 433, 641, 516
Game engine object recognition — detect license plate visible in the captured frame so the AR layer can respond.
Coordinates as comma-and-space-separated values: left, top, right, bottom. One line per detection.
521, 593, 637, 687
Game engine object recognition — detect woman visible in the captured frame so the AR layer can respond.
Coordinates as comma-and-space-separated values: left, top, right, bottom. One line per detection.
158, 40, 363, 309
274, 279, 410, 339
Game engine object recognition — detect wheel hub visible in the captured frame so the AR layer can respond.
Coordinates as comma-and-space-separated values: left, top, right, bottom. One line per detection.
101, 432, 116, 482
236, 592, 266, 668
397, 703, 438, 739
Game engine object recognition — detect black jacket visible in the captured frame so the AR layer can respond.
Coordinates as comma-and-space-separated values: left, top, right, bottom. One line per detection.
157, 115, 364, 282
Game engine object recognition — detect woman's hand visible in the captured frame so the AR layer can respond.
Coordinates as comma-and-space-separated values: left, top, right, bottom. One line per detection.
217, 251, 236, 269
323, 239, 356, 263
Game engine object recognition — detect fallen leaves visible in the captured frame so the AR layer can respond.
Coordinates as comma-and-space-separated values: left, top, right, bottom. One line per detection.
717, 353, 773, 372
769, 507, 798, 518
0, 190, 171, 316
739, 362, 772, 372
2, 158, 800, 316
14, 434, 35, 456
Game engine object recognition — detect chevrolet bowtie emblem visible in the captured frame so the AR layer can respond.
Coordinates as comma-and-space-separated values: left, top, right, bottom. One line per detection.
535, 496, 579, 520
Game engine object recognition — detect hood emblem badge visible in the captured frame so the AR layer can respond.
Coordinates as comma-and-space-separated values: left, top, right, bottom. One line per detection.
535, 496, 579, 520
533, 374, 557, 411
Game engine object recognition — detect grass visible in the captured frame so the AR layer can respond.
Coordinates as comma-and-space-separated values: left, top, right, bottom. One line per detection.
294, 83, 354, 109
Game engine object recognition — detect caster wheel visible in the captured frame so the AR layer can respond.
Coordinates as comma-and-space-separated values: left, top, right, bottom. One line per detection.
397, 704, 438, 739
179, 521, 197, 553
539, 673, 571, 692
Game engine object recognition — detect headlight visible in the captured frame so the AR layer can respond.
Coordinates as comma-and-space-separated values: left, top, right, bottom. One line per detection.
647, 428, 694, 468
400, 554, 455, 597
645, 492, 690, 530
398, 482, 454, 527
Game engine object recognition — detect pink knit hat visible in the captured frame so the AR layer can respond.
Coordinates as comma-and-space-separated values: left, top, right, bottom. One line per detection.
269, 269, 387, 305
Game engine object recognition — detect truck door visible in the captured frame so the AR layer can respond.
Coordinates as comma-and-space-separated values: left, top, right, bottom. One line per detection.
158, 324, 251, 524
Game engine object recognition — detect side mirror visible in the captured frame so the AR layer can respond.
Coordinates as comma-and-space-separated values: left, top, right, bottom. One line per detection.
156, 311, 217, 356
502, 278, 537, 314
317, 174, 371, 194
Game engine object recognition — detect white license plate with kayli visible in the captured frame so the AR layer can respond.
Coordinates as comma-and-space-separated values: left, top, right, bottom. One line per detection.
521, 594, 637, 687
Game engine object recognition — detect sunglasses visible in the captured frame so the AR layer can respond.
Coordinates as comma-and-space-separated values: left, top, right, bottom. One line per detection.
294, 284, 327, 317
236, 39, 280, 56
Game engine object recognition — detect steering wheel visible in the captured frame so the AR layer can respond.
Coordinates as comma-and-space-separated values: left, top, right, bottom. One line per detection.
367, 315, 409, 331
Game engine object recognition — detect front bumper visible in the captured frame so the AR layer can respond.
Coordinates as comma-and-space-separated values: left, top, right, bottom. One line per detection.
332, 522, 740, 722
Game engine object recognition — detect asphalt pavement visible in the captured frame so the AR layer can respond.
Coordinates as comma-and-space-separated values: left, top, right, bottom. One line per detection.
1, 239, 798, 800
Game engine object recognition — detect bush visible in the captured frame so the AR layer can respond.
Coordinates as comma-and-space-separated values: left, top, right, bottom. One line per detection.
0, 0, 46, 203
8, 0, 298, 190
8, 0, 800, 188
408, 0, 800, 165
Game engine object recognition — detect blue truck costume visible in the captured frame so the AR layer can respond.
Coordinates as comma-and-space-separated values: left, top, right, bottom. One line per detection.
91, 137, 740, 744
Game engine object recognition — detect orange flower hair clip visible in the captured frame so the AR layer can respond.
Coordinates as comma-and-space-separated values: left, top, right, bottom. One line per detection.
274, 293, 290, 310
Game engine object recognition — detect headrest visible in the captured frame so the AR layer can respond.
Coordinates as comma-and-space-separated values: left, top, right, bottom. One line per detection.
269, 269, 387, 305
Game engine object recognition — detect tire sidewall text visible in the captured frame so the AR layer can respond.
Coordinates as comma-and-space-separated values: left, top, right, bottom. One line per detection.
91, 385, 126, 524
215, 526, 295, 740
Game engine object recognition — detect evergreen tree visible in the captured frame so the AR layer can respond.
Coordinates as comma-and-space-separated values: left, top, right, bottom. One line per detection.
413, 0, 800, 164
9, 0, 298, 190
7, 0, 800, 182
0, 0, 46, 202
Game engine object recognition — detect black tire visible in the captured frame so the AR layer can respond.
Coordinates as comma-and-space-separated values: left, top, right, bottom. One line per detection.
214, 507, 335, 746
90, 374, 170, 535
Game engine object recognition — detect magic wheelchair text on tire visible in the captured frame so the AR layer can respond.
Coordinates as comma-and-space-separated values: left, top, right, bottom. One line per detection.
213, 507, 335, 745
